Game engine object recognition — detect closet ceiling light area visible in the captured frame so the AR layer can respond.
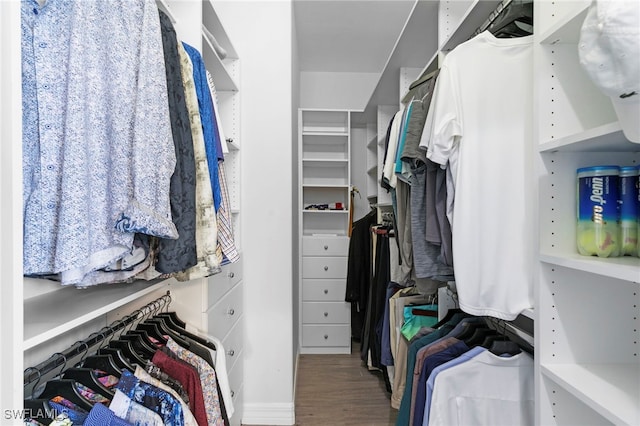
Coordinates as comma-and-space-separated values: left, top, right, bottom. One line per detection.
293, 0, 415, 72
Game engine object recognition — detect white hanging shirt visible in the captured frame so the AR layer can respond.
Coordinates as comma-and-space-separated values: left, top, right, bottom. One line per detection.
420, 31, 534, 320
428, 350, 535, 426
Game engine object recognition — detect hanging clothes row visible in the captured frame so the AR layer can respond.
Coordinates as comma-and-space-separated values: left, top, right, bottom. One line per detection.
21, 0, 239, 288
24, 293, 234, 426
345, 2, 537, 423
394, 307, 534, 426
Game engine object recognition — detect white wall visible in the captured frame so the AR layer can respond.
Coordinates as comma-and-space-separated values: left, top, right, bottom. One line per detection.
215, 2, 296, 425
300, 71, 379, 111
291, 0, 301, 394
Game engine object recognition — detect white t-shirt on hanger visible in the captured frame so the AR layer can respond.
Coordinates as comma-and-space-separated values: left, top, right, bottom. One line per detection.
420, 31, 534, 320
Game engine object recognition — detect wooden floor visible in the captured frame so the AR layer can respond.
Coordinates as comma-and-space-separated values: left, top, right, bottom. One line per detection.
293, 341, 398, 426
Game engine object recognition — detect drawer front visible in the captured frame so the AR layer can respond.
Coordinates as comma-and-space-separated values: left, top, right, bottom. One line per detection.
207, 282, 243, 340
302, 279, 346, 301
228, 384, 243, 426
206, 258, 243, 310
302, 236, 349, 256
222, 318, 243, 372
302, 301, 350, 324
302, 257, 347, 279
302, 324, 351, 347
227, 353, 244, 403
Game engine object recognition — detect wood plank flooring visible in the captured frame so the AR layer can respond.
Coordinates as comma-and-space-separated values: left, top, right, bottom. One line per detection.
293, 342, 398, 426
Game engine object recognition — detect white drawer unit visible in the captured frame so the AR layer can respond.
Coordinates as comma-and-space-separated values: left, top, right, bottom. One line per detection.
302, 279, 346, 302
302, 256, 347, 279
302, 236, 349, 256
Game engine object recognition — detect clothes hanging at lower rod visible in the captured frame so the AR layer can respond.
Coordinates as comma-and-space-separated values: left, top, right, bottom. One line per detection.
23, 292, 234, 426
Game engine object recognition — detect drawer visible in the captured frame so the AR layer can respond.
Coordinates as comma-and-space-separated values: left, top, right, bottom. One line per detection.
227, 352, 244, 403
302, 236, 349, 256
303, 301, 350, 324
222, 318, 243, 372
206, 258, 243, 310
302, 257, 347, 279
302, 324, 351, 347
302, 279, 346, 301
207, 282, 243, 340
228, 384, 243, 426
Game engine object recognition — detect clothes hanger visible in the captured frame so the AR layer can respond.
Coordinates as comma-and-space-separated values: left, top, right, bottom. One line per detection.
487, 0, 533, 38
156, 311, 187, 329
144, 318, 191, 348
80, 354, 122, 378
36, 379, 94, 412
107, 339, 148, 367
135, 321, 169, 344
23, 399, 54, 425
62, 367, 115, 398
97, 347, 136, 372
119, 332, 158, 358
464, 328, 498, 348
455, 322, 487, 341
479, 334, 501, 349
431, 308, 463, 329
489, 340, 522, 356
410, 308, 438, 317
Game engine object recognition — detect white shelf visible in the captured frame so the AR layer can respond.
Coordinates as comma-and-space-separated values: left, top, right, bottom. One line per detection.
302, 184, 349, 189
302, 209, 348, 214
539, 3, 589, 45
541, 363, 640, 426
24, 279, 172, 350
439, 0, 502, 52
202, 29, 238, 92
367, 136, 377, 149
367, 165, 378, 176
202, 0, 238, 59
540, 252, 640, 283
353, 0, 439, 124
539, 122, 639, 153
227, 138, 240, 151
302, 159, 348, 165
302, 131, 349, 137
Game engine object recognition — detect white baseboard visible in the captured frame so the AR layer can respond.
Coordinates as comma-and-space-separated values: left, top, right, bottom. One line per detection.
242, 403, 295, 425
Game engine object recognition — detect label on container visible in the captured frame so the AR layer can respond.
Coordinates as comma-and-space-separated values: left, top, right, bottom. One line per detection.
577, 168, 620, 257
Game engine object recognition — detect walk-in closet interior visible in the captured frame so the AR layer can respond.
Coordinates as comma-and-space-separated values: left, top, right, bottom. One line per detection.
2, 0, 639, 425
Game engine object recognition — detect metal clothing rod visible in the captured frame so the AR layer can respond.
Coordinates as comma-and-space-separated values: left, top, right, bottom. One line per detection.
23, 291, 172, 388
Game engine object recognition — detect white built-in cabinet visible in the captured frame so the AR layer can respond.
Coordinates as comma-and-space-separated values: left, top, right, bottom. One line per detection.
6, 1, 246, 424
298, 109, 352, 354
534, 2, 640, 425
353, 0, 639, 424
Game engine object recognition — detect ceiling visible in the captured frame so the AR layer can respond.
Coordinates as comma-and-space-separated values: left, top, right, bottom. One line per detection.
293, 0, 416, 73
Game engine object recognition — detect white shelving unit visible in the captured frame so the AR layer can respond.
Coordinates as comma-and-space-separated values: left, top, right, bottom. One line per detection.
298, 109, 352, 354
534, 2, 640, 425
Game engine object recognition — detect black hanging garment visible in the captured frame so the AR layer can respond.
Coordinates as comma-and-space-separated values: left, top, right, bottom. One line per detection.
345, 209, 377, 341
